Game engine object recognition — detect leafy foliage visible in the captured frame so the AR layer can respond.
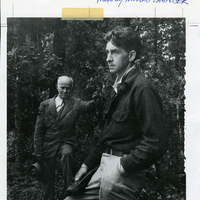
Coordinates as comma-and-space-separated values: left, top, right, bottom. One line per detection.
7, 18, 185, 199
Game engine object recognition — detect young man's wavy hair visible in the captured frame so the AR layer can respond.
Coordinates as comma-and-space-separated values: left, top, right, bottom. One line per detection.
104, 26, 142, 61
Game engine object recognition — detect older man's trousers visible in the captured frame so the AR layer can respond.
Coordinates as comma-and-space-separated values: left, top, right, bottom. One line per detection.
42, 143, 74, 200
65, 153, 145, 200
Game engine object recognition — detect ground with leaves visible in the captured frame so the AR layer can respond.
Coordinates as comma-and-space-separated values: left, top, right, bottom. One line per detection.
7, 158, 185, 200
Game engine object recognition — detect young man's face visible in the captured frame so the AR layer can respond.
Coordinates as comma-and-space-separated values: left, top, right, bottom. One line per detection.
106, 41, 130, 77
57, 78, 72, 100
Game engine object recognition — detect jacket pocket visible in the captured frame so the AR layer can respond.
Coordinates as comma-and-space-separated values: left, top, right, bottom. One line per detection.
112, 111, 129, 122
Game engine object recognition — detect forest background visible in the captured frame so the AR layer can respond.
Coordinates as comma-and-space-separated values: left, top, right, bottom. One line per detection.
7, 18, 185, 200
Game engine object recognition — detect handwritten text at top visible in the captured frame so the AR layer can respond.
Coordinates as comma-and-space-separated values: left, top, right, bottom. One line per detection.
97, 0, 188, 8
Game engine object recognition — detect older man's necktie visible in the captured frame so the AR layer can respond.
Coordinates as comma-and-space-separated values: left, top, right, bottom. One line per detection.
57, 101, 65, 119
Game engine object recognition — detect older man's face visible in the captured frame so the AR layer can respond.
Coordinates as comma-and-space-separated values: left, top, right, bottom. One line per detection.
57, 78, 72, 100
106, 41, 130, 77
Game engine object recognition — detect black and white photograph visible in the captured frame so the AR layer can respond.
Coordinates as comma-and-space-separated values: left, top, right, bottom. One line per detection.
6, 18, 186, 200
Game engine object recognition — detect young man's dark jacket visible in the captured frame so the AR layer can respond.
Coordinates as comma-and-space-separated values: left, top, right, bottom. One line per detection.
84, 67, 168, 173
34, 96, 94, 158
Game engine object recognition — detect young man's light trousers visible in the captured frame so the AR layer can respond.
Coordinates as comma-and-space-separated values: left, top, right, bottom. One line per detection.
65, 153, 145, 200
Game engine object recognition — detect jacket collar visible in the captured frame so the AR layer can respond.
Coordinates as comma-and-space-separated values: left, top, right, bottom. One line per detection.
111, 67, 140, 99
121, 67, 140, 88
113, 66, 136, 93
105, 67, 141, 117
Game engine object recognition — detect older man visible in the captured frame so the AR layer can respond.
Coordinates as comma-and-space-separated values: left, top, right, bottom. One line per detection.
65, 26, 168, 200
33, 76, 95, 200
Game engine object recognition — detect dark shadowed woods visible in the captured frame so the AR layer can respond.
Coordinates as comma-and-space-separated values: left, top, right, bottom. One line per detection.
7, 18, 185, 200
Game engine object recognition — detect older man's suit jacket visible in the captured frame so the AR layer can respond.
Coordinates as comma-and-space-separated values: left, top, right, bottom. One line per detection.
34, 96, 94, 158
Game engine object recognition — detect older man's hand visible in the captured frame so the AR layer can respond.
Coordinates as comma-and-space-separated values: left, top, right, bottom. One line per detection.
34, 154, 42, 162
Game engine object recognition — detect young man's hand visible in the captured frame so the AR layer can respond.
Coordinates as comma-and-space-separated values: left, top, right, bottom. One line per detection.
75, 164, 88, 182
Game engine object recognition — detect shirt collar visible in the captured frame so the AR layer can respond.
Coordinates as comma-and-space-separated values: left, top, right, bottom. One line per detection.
55, 95, 63, 107
113, 66, 135, 93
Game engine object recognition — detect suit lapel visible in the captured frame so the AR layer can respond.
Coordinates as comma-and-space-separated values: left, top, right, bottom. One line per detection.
48, 97, 57, 118
59, 97, 75, 120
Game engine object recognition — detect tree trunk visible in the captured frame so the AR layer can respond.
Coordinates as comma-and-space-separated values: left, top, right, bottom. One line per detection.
14, 76, 23, 171
153, 18, 158, 67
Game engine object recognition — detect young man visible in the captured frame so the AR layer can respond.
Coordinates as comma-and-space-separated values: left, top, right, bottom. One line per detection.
65, 26, 168, 200
33, 76, 95, 200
